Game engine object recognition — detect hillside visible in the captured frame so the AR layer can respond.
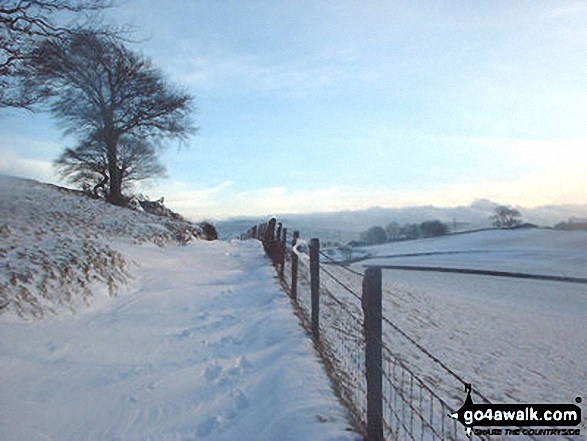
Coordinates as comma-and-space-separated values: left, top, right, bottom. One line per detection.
0, 174, 205, 320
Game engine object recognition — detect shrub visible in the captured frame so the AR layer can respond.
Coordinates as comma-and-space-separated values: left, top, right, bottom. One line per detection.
199, 222, 218, 241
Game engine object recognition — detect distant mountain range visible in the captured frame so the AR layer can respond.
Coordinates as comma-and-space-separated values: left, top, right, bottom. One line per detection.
216, 199, 587, 243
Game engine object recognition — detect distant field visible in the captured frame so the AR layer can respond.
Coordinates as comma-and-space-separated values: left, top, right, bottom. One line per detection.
353, 228, 587, 278
325, 229, 587, 434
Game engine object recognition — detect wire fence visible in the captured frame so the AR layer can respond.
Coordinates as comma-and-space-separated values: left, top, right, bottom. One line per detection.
241, 220, 568, 441
294, 241, 481, 440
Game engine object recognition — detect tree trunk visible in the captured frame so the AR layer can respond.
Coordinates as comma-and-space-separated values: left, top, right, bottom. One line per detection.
105, 134, 123, 205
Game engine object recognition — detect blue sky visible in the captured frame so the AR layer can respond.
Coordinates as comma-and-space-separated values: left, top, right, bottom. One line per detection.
1, 1, 586, 220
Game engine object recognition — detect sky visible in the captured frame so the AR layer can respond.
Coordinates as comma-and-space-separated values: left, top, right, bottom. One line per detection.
1, 0, 587, 220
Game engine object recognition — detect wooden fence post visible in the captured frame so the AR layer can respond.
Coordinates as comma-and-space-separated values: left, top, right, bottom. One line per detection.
291, 231, 299, 300
309, 238, 320, 340
276, 222, 282, 248
268, 218, 276, 242
259, 223, 264, 243
264, 218, 276, 256
279, 228, 287, 280
363, 267, 383, 441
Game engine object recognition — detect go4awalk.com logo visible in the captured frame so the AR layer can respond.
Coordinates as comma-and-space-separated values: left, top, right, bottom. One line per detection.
449, 385, 582, 438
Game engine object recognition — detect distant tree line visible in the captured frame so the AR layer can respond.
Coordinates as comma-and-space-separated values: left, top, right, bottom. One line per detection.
356, 219, 449, 246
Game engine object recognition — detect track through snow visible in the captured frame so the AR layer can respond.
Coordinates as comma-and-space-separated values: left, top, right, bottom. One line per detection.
0, 240, 361, 441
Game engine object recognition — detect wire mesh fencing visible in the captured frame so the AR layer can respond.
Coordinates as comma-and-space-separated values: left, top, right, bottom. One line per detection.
242, 221, 557, 441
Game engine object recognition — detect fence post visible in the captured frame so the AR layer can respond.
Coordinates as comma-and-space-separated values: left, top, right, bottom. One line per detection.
291, 231, 299, 300
279, 228, 287, 280
363, 267, 383, 441
276, 222, 282, 248
264, 218, 276, 256
260, 223, 266, 241
309, 238, 320, 340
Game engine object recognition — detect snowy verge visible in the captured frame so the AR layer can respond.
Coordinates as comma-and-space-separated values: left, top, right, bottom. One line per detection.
0, 239, 361, 441
0, 175, 206, 320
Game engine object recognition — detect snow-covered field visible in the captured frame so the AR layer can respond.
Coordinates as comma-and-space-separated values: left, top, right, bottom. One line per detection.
323, 229, 587, 436
353, 228, 587, 278
0, 176, 360, 441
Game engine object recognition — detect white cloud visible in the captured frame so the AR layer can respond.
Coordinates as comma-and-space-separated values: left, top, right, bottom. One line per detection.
158, 159, 587, 220
0, 153, 58, 184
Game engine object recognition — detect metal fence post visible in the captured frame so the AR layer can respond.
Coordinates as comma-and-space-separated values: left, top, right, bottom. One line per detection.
363, 267, 383, 441
309, 238, 320, 339
291, 231, 299, 300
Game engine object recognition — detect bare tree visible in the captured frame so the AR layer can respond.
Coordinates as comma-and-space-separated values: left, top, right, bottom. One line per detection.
0, 0, 115, 107
490, 205, 522, 228
361, 226, 387, 245
29, 30, 195, 205
400, 223, 421, 240
55, 134, 167, 198
385, 221, 400, 241
420, 219, 448, 237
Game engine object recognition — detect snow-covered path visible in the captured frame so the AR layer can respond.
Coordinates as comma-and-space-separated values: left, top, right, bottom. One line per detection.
0, 240, 360, 441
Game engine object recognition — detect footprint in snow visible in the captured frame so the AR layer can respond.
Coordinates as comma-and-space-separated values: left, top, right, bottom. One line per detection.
233, 389, 249, 410
203, 364, 222, 381
46, 341, 69, 361
226, 355, 252, 376
195, 416, 219, 438
214, 389, 250, 428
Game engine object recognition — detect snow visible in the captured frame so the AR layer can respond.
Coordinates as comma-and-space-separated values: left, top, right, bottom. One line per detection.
3, 173, 585, 439
0, 175, 361, 441
318, 229, 587, 436
0, 174, 203, 320
351, 228, 587, 278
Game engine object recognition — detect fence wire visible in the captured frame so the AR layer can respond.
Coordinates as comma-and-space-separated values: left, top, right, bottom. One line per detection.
251, 229, 551, 441
318, 264, 367, 425
281, 241, 476, 440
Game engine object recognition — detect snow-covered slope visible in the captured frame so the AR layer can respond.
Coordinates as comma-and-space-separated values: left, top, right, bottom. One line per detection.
0, 175, 360, 440
0, 175, 203, 320
325, 227, 587, 436
351, 228, 587, 278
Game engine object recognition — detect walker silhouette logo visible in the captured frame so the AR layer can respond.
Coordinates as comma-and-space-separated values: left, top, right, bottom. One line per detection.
449, 385, 582, 438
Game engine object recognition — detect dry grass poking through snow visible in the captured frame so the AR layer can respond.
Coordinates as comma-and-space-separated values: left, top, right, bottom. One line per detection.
0, 175, 205, 320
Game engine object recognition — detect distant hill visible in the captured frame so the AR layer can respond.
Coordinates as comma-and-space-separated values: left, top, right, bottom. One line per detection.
216, 199, 587, 243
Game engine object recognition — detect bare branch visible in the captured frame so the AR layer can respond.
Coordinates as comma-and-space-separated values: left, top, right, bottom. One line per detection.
1, 0, 118, 107
34, 31, 195, 203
